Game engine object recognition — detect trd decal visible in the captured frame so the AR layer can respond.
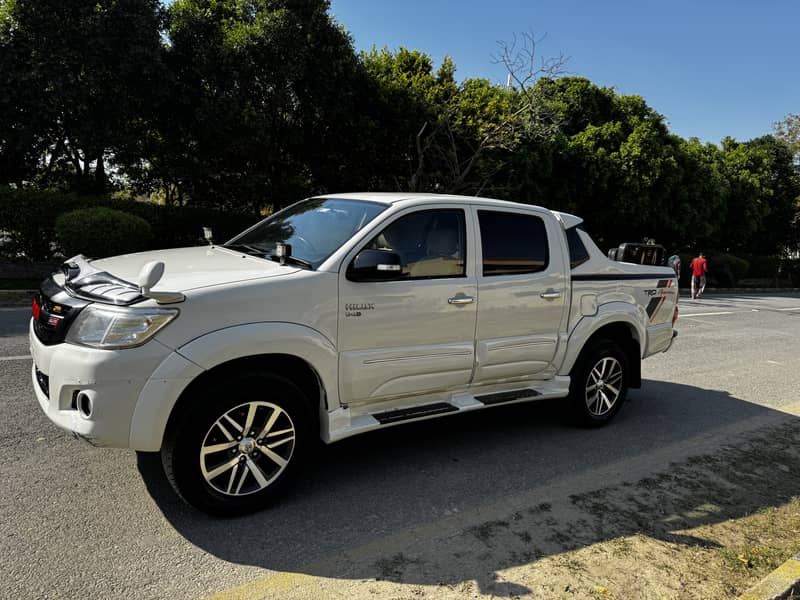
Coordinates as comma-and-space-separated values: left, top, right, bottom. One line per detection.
645, 279, 674, 319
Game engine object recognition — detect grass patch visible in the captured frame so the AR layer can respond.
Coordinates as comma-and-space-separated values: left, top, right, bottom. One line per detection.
718, 497, 800, 577
719, 544, 784, 574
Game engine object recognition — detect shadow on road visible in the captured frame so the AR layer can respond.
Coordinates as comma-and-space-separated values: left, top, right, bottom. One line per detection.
137, 380, 800, 594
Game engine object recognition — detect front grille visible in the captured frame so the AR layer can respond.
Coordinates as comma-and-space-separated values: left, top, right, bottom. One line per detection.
32, 277, 89, 346
33, 294, 74, 345
35, 368, 50, 399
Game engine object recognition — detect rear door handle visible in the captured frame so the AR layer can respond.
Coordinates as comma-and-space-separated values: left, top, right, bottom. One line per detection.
448, 296, 475, 305
539, 290, 562, 300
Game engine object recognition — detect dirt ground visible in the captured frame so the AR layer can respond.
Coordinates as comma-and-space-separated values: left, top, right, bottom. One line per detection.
214, 420, 800, 600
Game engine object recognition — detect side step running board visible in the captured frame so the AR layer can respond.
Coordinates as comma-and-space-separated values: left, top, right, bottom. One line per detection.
475, 388, 540, 406
373, 402, 459, 424
328, 378, 572, 442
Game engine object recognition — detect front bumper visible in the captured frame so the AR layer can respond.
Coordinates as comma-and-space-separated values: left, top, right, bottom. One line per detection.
29, 318, 174, 448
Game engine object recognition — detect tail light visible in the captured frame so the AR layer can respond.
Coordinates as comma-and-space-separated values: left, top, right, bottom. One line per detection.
32, 297, 41, 321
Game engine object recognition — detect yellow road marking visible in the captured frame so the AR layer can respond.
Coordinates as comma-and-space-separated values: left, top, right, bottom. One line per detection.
207, 572, 326, 600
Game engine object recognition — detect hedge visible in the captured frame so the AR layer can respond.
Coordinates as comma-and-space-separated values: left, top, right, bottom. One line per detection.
676, 253, 750, 288
707, 254, 749, 287
0, 189, 259, 260
55, 207, 153, 259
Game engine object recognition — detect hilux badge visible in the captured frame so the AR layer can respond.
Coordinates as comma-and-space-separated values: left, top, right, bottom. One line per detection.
345, 302, 374, 317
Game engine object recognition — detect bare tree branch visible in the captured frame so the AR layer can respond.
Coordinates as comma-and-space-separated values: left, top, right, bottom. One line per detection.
491, 29, 569, 140
407, 30, 569, 195
409, 122, 429, 192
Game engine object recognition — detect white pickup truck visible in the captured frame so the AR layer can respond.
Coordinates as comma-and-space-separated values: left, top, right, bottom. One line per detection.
30, 193, 678, 515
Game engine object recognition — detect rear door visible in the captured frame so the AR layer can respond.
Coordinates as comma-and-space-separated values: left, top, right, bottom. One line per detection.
471, 206, 569, 385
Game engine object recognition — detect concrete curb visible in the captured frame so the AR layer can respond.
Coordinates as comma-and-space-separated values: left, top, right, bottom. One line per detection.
739, 553, 800, 600
0, 289, 35, 308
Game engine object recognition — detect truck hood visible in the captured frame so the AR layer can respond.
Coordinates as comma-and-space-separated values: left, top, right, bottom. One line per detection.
91, 246, 298, 291
56, 246, 299, 306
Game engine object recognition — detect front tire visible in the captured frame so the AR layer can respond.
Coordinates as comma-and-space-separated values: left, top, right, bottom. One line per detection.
161, 371, 312, 516
568, 339, 629, 427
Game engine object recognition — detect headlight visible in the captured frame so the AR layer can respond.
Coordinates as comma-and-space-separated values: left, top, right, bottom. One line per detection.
65, 305, 179, 349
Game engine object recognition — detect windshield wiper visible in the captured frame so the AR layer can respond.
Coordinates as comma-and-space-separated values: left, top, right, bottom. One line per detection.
267, 254, 313, 269
223, 243, 267, 255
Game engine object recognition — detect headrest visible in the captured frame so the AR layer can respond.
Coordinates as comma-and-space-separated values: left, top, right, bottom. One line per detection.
426, 227, 458, 256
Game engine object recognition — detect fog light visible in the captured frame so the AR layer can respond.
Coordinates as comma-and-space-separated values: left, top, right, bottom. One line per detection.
76, 392, 93, 419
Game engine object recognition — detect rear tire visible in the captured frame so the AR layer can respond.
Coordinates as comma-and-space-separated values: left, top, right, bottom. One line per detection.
161, 370, 312, 516
568, 339, 629, 427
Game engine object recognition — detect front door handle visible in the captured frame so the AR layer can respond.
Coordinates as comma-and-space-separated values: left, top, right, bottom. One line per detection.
448, 295, 475, 305
539, 290, 562, 300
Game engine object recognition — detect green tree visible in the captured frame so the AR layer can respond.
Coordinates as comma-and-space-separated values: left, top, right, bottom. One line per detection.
147, 0, 367, 211
0, 0, 165, 192
720, 136, 799, 255
360, 47, 459, 192
518, 78, 688, 249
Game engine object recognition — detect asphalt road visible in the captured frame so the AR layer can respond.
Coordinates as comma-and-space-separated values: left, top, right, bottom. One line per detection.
1, 294, 800, 599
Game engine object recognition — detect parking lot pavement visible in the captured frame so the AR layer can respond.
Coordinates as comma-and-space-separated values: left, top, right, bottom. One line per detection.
1, 294, 800, 599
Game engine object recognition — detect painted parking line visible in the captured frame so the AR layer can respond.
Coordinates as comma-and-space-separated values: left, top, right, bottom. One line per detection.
0, 355, 31, 361
776, 307, 800, 311
679, 311, 735, 318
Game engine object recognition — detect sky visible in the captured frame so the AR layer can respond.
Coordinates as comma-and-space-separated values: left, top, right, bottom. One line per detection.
328, 0, 799, 144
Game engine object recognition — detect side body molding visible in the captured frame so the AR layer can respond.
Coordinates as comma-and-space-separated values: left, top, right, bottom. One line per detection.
558, 302, 645, 377
129, 322, 339, 451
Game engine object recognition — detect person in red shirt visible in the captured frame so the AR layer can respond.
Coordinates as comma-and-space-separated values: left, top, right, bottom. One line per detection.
689, 252, 707, 299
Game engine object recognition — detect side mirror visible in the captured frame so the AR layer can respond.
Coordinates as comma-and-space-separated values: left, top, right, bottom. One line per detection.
137, 261, 165, 293
347, 249, 403, 282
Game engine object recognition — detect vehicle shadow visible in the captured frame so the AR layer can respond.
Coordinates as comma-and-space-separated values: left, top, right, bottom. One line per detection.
137, 380, 800, 594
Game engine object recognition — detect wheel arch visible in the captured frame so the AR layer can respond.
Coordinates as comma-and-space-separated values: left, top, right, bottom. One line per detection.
560, 307, 643, 389
130, 322, 338, 452
162, 353, 325, 448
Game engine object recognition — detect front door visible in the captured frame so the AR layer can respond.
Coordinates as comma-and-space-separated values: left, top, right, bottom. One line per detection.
338, 207, 477, 406
471, 206, 569, 385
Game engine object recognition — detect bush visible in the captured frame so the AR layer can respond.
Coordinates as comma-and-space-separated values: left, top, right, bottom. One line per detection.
743, 255, 782, 279
0, 188, 259, 260
0, 189, 95, 260
782, 259, 800, 285
707, 254, 749, 287
55, 207, 153, 259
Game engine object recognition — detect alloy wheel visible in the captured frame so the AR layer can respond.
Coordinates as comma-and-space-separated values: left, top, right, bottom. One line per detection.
584, 357, 623, 416
199, 401, 296, 496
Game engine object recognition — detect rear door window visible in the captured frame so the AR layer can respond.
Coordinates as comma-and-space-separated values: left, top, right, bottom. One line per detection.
478, 211, 549, 276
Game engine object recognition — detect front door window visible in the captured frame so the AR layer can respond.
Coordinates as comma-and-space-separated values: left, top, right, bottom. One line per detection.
365, 209, 466, 279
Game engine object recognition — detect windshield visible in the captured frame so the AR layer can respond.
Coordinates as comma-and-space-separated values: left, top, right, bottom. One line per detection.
225, 198, 388, 268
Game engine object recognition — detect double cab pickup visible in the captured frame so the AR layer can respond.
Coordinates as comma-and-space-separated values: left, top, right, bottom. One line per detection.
30, 193, 678, 515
